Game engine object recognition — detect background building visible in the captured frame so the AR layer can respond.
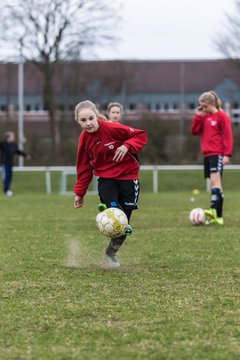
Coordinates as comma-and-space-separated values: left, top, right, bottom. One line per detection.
1, 59, 240, 123
0, 59, 239, 165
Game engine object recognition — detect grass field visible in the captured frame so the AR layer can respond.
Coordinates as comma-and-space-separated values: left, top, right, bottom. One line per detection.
1, 172, 240, 359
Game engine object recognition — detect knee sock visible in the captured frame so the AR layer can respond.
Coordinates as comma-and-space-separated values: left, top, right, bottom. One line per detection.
219, 192, 224, 217
105, 235, 127, 256
210, 188, 222, 217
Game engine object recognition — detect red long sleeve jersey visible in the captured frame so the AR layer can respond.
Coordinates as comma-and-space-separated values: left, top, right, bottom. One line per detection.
74, 120, 147, 197
191, 110, 233, 157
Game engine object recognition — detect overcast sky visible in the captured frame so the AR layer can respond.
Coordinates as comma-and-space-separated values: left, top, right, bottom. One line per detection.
97, 0, 236, 60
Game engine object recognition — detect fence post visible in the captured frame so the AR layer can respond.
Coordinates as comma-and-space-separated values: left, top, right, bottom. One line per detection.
45, 168, 52, 195
153, 168, 158, 193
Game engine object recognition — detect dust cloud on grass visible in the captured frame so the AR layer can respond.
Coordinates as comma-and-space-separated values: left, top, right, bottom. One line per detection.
65, 239, 83, 268
65, 238, 105, 268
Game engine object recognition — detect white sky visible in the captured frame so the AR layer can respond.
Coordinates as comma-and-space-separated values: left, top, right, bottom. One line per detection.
97, 0, 236, 60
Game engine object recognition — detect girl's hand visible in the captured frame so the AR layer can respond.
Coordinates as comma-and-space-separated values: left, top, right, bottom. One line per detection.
113, 145, 128, 162
222, 156, 230, 166
74, 195, 84, 209
196, 106, 205, 116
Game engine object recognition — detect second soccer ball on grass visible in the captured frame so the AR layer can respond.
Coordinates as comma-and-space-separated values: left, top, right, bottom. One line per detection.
189, 208, 206, 226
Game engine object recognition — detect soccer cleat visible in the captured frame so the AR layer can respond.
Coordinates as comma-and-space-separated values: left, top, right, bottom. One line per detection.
105, 254, 120, 268
124, 224, 133, 236
97, 203, 107, 212
204, 208, 217, 220
215, 217, 224, 225
205, 217, 224, 225
5, 190, 13, 196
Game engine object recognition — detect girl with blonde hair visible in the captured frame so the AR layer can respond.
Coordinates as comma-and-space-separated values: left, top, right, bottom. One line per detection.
107, 102, 124, 123
74, 100, 147, 267
191, 91, 233, 225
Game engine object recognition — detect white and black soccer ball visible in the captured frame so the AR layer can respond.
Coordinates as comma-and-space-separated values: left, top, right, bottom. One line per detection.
96, 207, 128, 238
189, 207, 206, 226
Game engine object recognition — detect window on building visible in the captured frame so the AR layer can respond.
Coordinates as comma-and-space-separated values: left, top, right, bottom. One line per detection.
172, 103, 178, 110
68, 104, 74, 111
164, 103, 169, 111
233, 102, 239, 109
146, 103, 152, 111
35, 104, 40, 111
129, 103, 135, 111
1, 105, 6, 112
26, 104, 31, 111
189, 102, 195, 110
58, 104, 65, 111
156, 103, 161, 111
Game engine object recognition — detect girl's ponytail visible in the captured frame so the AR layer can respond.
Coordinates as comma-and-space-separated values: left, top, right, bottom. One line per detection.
210, 91, 221, 109
98, 113, 107, 121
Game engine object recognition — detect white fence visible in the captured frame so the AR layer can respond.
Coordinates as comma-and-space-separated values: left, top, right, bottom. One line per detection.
10, 165, 240, 194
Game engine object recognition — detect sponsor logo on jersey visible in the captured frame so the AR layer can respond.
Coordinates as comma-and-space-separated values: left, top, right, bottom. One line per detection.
104, 141, 115, 149
211, 121, 217, 126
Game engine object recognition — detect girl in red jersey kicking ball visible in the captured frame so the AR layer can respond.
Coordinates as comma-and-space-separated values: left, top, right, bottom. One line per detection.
74, 100, 147, 267
191, 91, 233, 225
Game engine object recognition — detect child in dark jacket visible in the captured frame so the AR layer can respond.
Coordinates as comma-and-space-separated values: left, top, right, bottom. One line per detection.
0, 131, 28, 196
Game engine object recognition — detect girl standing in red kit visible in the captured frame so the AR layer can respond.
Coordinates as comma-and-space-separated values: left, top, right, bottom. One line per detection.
191, 91, 233, 225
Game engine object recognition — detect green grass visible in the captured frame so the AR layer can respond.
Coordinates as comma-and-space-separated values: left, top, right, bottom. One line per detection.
1, 173, 240, 359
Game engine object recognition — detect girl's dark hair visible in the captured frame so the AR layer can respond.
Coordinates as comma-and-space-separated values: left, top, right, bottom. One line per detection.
5, 131, 14, 140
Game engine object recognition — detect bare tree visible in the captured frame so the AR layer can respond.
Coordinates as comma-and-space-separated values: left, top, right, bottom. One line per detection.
214, 0, 240, 61
0, 0, 121, 156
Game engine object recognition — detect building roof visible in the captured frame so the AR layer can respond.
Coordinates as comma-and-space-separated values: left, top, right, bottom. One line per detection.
0, 59, 239, 95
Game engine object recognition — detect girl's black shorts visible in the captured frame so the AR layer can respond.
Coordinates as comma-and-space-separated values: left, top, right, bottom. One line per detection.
204, 155, 223, 178
98, 178, 140, 210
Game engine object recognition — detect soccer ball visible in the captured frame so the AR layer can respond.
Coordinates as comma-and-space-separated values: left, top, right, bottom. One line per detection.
96, 207, 128, 238
189, 207, 206, 225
